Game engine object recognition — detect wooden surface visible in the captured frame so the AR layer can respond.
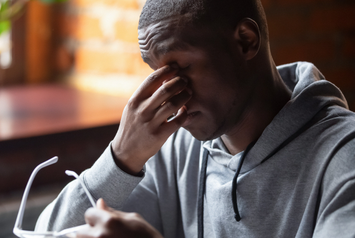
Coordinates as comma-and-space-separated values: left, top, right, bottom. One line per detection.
0, 84, 128, 141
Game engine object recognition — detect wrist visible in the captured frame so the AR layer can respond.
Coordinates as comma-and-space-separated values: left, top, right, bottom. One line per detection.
110, 144, 144, 176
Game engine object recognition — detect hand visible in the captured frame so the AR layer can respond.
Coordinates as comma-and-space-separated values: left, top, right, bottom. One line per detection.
77, 199, 163, 238
112, 65, 192, 174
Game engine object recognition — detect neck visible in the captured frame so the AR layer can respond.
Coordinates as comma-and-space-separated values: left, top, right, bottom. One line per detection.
221, 58, 291, 155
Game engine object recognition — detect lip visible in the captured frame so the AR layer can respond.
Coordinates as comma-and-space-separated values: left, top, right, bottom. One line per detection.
182, 111, 199, 127
187, 111, 198, 117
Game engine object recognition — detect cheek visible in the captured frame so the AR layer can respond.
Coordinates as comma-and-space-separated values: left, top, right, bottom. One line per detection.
187, 67, 229, 96
192, 83, 234, 113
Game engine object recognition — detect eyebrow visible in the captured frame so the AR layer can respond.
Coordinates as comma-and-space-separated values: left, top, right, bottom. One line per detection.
140, 40, 190, 65
155, 42, 189, 56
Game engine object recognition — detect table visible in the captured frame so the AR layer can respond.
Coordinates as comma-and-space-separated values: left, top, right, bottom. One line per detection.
0, 84, 129, 193
0, 84, 128, 141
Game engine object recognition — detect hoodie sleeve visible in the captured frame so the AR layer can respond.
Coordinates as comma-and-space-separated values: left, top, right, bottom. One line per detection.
35, 129, 197, 236
35, 143, 145, 232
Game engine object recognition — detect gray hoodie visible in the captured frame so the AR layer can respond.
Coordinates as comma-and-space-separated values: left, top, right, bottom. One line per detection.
36, 62, 355, 237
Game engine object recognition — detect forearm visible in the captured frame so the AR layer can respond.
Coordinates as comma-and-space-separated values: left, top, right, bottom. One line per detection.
35, 178, 91, 231
35, 64, 189, 233
35, 144, 144, 231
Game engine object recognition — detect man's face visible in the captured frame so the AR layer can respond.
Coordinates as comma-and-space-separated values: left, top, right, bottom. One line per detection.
138, 18, 256, 141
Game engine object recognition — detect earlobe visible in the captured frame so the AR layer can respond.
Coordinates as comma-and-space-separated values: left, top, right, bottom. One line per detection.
233, 18, 261, 61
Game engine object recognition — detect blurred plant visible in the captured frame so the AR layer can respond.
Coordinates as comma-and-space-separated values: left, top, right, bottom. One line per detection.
0, 1, 11, 35
0, 0, 67, 36
0, 0, 67, 69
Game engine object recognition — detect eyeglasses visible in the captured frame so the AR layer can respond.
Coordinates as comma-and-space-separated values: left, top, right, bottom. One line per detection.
13, 156, 96, 238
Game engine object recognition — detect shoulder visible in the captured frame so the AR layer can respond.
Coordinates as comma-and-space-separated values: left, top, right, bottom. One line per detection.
319, 106, 355, 194
317, 105, 355, 165
314, 105, 355, 139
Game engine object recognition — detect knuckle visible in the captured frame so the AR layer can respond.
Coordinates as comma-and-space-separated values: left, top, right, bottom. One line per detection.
147, 73, 159, 83
127, 97, 138, 109
145, 126, 158, 138
130, 212, 142, 219
158, 84, 173, 95
136, 105, 151, 121
122, 212, 144, 228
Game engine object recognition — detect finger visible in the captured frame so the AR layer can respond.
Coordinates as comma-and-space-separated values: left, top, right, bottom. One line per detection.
159, 106, 189, 135
148, 76, 189, 110
97, 198, 116, 213
85, 208, 98, 226
97, 198, 107, 209
75, 225, 96, 238
85, 208, 110, 226
132, 65, 178, 101
154, 89, 191, 123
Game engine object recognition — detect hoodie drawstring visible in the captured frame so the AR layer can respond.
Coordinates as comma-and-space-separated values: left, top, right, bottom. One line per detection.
231, 141, 256, 222
198, 149, 209, 238
198, 141, 255, 238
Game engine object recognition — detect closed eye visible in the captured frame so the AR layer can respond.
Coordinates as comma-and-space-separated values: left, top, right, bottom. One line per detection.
182, 64, 190, 69
179, 64, 191, 72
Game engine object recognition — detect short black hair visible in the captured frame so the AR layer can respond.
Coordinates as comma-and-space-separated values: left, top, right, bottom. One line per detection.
139, 0, 268, 40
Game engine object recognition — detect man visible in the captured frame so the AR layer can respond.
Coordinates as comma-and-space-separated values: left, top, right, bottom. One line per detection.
35, 0, 355, 237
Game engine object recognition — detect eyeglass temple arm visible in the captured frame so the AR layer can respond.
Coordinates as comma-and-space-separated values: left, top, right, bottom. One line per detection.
14, 156, 58, 231
65, 170, 96, 207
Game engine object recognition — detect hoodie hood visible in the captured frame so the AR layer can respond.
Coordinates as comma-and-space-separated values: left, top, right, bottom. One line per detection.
242, 62, 348, 173
204, 62, 348, 173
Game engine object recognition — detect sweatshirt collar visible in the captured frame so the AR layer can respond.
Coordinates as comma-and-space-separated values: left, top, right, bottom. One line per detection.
203, 138, 244, 171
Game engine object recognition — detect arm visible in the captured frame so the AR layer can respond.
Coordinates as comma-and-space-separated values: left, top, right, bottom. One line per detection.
35, 145, 144, 231
35, 65, 192, 232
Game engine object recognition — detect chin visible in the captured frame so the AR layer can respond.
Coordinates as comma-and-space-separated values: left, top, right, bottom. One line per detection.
184, 126, 221, 141
183, 114, 227, 141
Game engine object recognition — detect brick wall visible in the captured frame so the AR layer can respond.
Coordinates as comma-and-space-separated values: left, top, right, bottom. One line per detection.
263, 0, 355, 109
53, 0, 152, 97
52, 0, 355, 108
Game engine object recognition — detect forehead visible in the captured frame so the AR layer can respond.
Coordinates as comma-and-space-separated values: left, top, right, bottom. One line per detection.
138, 19, 193, 62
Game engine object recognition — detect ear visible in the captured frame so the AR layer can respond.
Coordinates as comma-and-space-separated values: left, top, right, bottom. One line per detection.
233, 18, 261, 61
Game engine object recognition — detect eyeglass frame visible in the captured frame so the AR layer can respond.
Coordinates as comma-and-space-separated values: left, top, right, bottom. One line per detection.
13, 156, 96, 238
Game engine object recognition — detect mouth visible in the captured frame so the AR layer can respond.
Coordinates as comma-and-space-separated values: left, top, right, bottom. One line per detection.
167, 110, 198, 122
182, 111, 199, 127
187, 111, 198, 117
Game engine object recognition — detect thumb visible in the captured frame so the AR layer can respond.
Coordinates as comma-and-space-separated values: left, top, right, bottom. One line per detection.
97, 198, 116, 212
97, 198, 108, 210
